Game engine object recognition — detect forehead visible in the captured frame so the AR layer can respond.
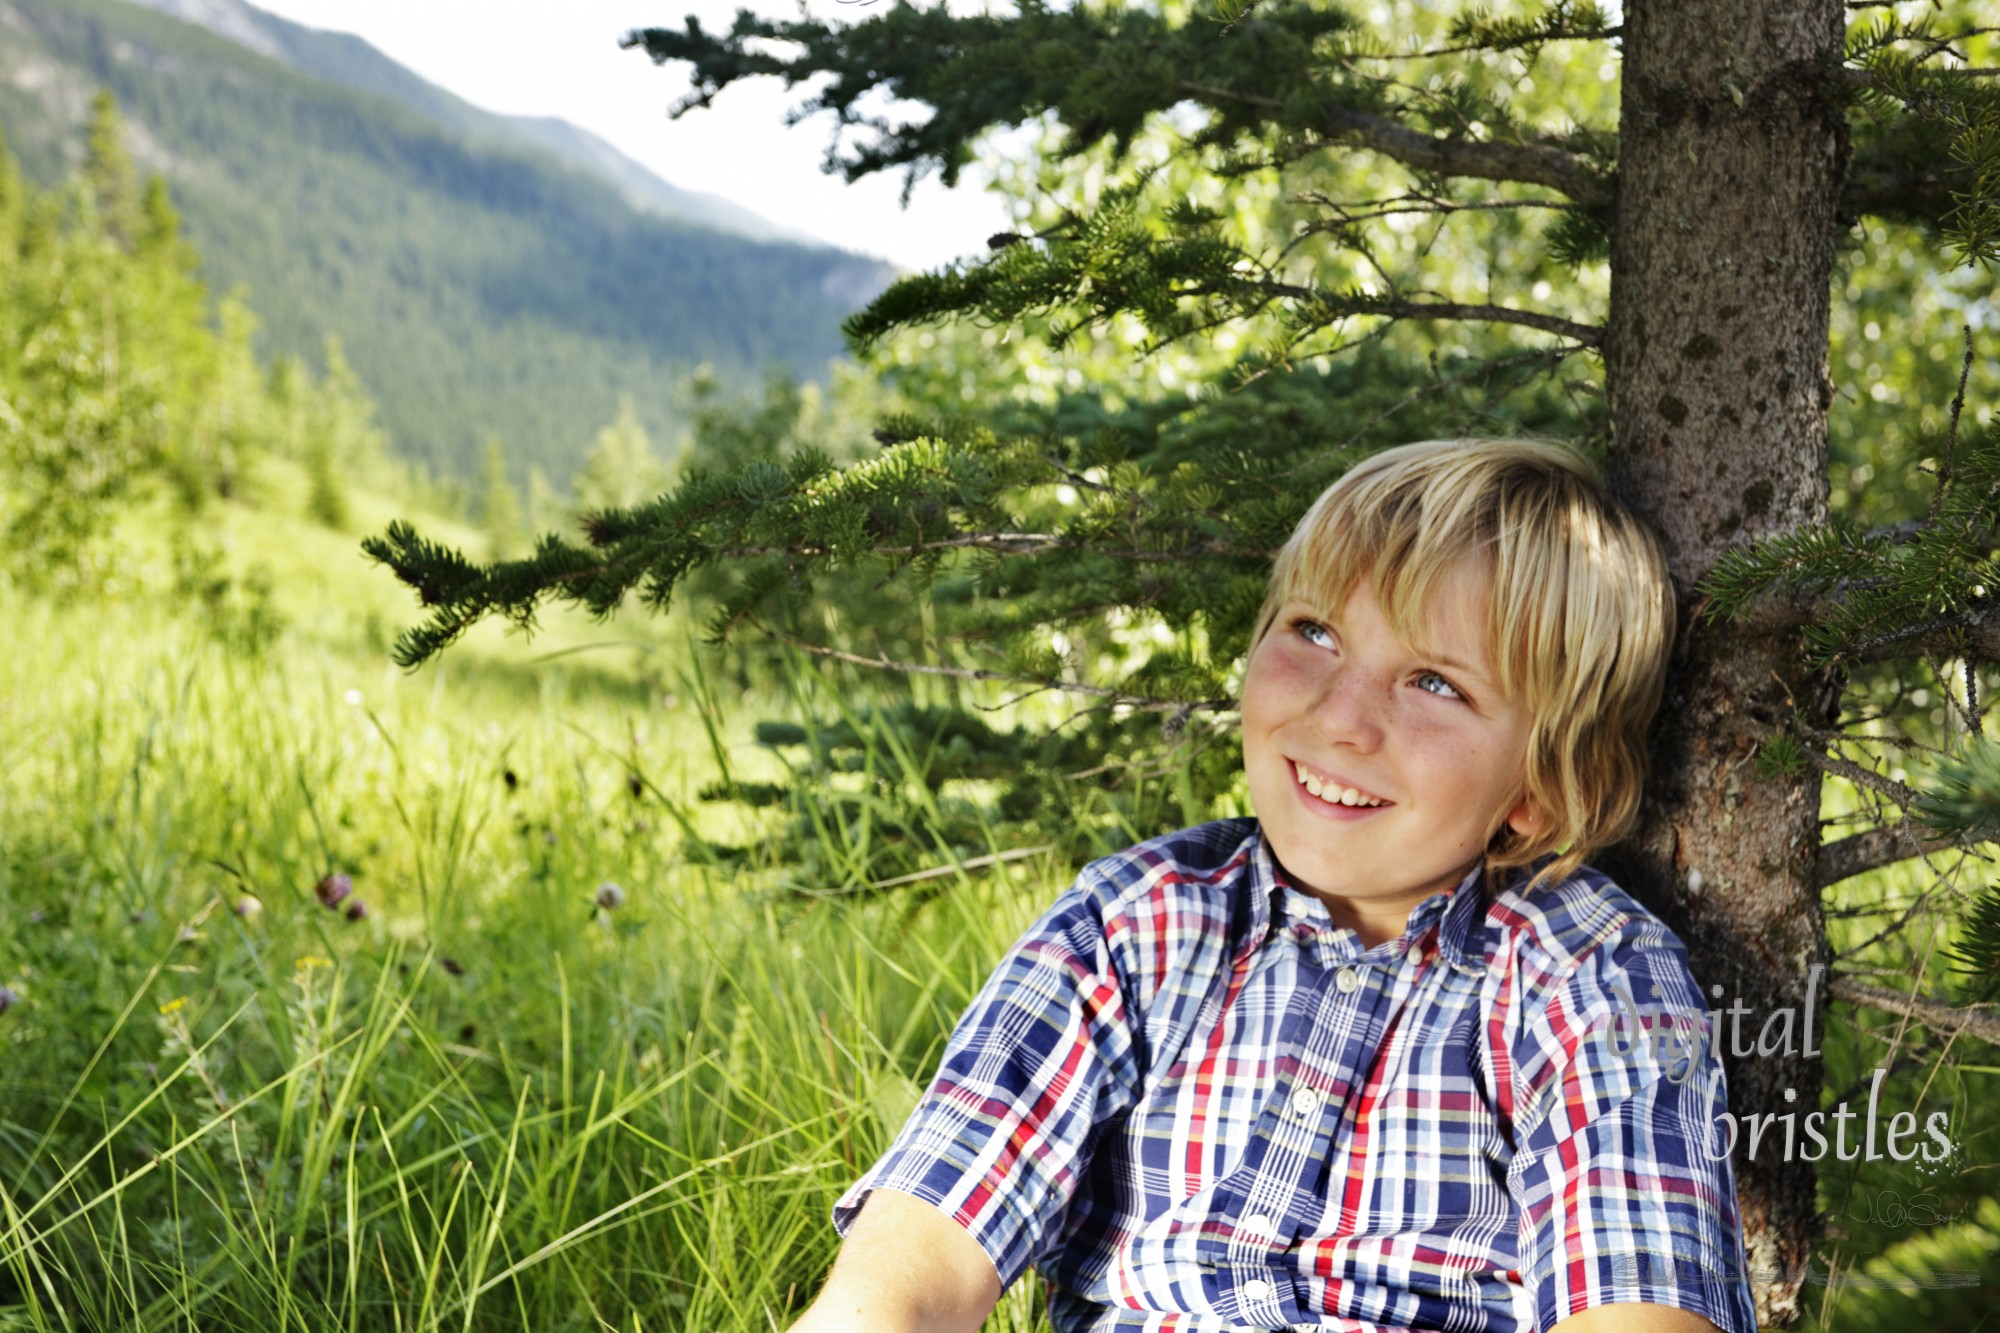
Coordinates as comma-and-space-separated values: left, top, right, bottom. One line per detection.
1288, 550, 1500, 666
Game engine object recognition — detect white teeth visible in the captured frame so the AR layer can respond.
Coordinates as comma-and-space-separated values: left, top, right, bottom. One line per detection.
1293, 764, 1382, 807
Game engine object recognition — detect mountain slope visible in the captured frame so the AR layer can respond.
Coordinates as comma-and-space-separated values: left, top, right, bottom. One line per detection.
123, 0, 819, 245
0, 0, 892, 481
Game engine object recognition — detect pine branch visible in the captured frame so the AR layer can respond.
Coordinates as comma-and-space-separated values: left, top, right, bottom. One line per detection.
626, 3, 1990, 248
721, 534, 1262, 562
628, 6, 1617, 210
1291, 190, 1577, 228
848, 187, 1605, 355
1802, 746, 1925, 810
1235, 281, 1604, 344
1817, 821, 1982, 888
1928, 326, 1976, 525
722, 532, 1060, 558
1829, 973, 2000, 1046
748, 619, 1232, 714
1699, 385, 2000, 673
1917, 741, 2000, 842
1177, 81, 1612, 204
1842, 45, 2000, 254
1833, 877, 1963, 965
1945, 884, 2000, 1000
1699, 525, 1891, 625
1843, 604, 2000, 664
1389, 0, 1622, 60
1839, 143, 1978, 223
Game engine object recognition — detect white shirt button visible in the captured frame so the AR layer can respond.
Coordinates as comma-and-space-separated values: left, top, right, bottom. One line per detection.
1289, 1086, 1322, 1117
1242, 1211, 1276, 1234
1336, 966, 1362, 993
1241, 1278, 1274, 1301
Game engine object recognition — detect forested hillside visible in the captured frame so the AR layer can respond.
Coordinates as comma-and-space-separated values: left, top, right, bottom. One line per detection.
120, 0, 820, 245
0, 0, 893, 482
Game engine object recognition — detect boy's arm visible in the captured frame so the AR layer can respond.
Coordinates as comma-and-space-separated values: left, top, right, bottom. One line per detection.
788, 1187, 1002, 1333
818, 864, 1146, 1322
1506, 926, 1758, 1333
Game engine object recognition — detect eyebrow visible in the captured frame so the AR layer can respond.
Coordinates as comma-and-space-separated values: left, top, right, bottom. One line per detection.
1427, 650, 1489, 684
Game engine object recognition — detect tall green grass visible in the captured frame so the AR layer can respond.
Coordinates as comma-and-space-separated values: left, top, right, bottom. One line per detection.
4, 491, 1994, 1330
0, 583, 1063, 1331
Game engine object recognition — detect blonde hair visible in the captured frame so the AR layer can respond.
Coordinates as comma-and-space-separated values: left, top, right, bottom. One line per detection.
1249, 438, 1674, 894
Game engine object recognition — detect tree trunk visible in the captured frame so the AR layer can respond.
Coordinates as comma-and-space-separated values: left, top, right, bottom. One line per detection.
1603, 0, 1846, 1324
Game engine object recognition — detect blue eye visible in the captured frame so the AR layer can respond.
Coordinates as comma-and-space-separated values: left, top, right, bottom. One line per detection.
1415, 670, 1463, 700
1292, 618, 1334, 649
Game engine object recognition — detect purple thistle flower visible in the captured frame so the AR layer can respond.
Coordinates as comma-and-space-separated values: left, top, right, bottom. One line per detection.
315, 873, 352, 909
594, 881, 626, 911
0, 986, 16, 1016
345, 900, 369, 922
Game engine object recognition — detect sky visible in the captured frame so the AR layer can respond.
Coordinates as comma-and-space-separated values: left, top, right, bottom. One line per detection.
249, 0, 1016, 271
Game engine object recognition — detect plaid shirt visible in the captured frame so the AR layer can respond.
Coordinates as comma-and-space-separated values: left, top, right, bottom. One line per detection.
833, 819, 1757, 1332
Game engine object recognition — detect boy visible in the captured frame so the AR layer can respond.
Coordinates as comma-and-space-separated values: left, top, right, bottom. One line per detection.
793, 440, 1756, 1333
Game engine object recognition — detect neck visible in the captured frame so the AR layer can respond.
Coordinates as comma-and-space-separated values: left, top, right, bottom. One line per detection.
1294, 859, 1482, 950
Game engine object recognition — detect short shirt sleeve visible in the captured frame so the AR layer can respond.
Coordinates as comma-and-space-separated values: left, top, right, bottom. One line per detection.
1505, 930, 1759, 1333
832, 867, 1143, 1291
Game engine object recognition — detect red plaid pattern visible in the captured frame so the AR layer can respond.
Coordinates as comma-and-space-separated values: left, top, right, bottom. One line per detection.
835, 819, 1756, 1332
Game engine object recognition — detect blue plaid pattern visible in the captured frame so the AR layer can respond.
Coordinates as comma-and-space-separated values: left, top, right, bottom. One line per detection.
834, 818, 1757, 1332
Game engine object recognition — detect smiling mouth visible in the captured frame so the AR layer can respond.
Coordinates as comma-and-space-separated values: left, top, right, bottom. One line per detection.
1292, 761, 1388, 809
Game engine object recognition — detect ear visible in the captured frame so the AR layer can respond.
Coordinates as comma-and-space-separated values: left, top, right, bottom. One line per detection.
1503, 796, 1542, 839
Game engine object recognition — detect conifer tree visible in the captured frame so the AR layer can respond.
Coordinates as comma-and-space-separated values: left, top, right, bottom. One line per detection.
572, 396, 666, 512
524, 462, 562, 537
480, 436, 525, 562
201, 295, 268, 502
83, 91, 140, 251
267, 355, 307, 460
3, 100, 165, 579
0, 129, 21, 290
303, 406, 351, 531
303, 335, 385, 530
366, 2, 2000, 1315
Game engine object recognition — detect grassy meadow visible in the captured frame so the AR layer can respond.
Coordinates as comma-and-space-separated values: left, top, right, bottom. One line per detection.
0, 471, 1071, 1331
2, 466, 1995, 1332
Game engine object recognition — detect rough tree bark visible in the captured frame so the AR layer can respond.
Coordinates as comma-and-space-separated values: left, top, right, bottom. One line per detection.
1602, 0, 1845, 1324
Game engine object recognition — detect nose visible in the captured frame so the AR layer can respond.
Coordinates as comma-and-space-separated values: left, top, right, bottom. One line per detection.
1311, 660, 1388, 751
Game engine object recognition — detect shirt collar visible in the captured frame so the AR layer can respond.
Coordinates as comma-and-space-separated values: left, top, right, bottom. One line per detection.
1249, 825, 1489, 976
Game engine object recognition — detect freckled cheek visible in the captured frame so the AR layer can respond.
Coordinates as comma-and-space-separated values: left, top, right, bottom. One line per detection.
1239, 653, 1313, 735
1398, 717, 1496, 796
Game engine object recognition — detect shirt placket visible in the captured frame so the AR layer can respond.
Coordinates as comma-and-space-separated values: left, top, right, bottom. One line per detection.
1200, 925, 1415, 1329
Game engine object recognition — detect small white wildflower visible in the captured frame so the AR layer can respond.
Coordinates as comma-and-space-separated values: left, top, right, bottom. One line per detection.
235, 895, 263, 918
594, 881, 626, 911
343, 689, 363, 707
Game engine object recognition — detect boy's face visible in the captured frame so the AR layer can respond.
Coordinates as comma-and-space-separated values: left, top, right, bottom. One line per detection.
1240, 559, 1537, 939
